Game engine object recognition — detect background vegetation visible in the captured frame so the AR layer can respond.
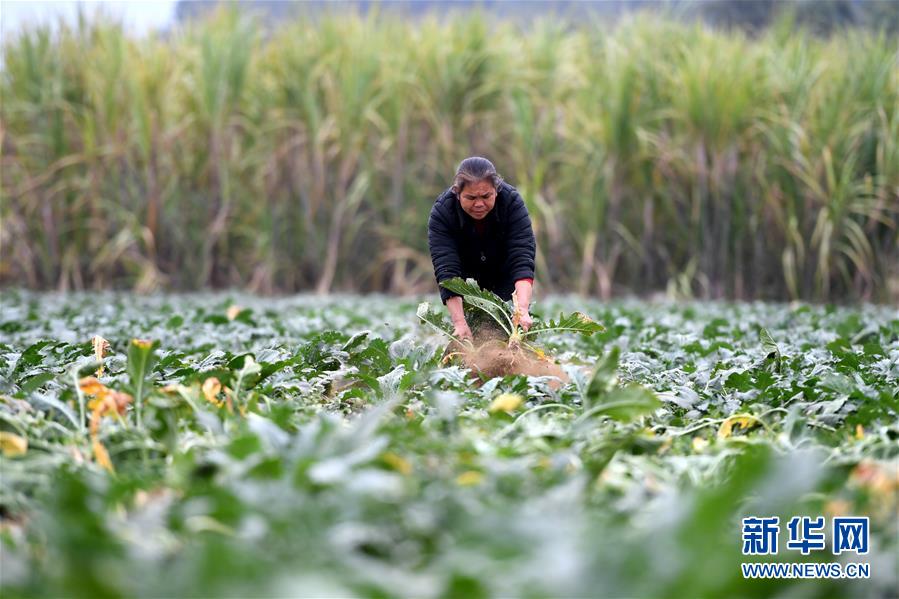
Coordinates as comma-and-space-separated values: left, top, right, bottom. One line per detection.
2, 10, 897, 300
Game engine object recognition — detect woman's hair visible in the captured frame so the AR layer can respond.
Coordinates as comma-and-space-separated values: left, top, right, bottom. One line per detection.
451, 156, 503, 195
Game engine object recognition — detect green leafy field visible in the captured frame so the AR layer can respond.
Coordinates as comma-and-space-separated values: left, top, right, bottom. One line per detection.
1, 291, 896, 598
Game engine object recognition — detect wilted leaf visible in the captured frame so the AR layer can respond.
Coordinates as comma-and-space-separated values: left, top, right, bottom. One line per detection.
202, 377, 223, 406
717, 414, 762, 438
0, 431, 27, 457
80, 377, 132, 424
91, 335, 110, 377
91, 438, 113, 472
79, 376, 106, 395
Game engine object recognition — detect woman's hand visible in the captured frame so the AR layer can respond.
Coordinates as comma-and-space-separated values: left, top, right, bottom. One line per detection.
446, 296, 473, 343
513, 279, 534, 332
453, 321, 473, 342
517, 310, 533, 331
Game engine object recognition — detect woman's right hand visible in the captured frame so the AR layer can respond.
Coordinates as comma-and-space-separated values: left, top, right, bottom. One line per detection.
446, 296, 472, 343
453, 320, 473, 343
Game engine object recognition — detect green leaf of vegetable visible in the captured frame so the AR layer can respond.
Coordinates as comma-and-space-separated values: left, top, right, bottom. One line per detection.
759, 327, 782, 372
525, 311, 605, 339
583, 384, 661, 422
417, 302, 453, 336
586, 347, 621, 404
438, 278, 514, 336
127, 338, 160, 427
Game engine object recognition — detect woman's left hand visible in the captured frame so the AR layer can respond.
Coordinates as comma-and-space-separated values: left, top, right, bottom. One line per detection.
513, 279, 534, 332
518, 310, 533, 332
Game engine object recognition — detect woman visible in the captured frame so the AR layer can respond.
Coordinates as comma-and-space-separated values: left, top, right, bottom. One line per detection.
427, 157, 536, 342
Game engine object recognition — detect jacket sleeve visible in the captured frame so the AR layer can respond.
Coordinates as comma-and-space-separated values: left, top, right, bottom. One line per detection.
428, 200, 462, 304
505, 190, 536, 282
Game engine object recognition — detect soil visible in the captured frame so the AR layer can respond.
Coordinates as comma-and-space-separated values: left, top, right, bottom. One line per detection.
443, 322, 569, 388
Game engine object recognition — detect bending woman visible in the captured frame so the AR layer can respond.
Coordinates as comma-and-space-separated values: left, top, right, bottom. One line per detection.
427, 156, 536, 342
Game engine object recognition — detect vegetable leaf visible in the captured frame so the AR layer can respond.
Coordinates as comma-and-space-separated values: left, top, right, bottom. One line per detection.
438, 278, 514, 335
584, 384, 661, 422
525, 311, 605, 339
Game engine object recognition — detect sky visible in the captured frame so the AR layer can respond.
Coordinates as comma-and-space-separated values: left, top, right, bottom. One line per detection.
1, 0, 177, 39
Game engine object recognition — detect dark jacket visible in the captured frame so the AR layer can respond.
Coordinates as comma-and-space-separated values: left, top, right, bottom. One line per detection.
428, 181, 536, 304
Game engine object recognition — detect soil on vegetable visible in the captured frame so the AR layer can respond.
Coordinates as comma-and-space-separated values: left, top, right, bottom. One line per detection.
444, 322, 568, 388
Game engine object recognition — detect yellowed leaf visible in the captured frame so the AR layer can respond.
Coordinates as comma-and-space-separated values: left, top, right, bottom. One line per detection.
226, 305, 243, 321
85, 380, 132, 437
161, 383, 191, 394
382, 452, 412, 476
489, 393, 523, 414
92, 438, 114, 472
0, 431, 27, 457
202, 377, 223, 407
79, 376, 107, 396
717, 414, 761, 439
86, 388, 131, 416
91, 335, 110, 377
455, 470, 484, 486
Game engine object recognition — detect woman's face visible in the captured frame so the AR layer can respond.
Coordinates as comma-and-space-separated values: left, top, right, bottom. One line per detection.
457, 179, 497, 220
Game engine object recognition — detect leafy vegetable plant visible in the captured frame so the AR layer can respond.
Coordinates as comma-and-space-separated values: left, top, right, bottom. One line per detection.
417, 277, 604, 349
1, 291, 896, 599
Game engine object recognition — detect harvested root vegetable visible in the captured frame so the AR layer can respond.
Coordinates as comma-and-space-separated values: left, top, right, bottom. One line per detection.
466, 342, 567, 385
444, 335, 568, 388
420, 279, 603, 389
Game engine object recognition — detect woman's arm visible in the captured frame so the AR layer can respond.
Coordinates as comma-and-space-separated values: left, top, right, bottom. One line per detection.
504, 190, 536, 286
427, 198, 463, 305
446, 296, 473, 341
428, 196, 471, 339
514, 279, 533, 331
505, 189, 536, 330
